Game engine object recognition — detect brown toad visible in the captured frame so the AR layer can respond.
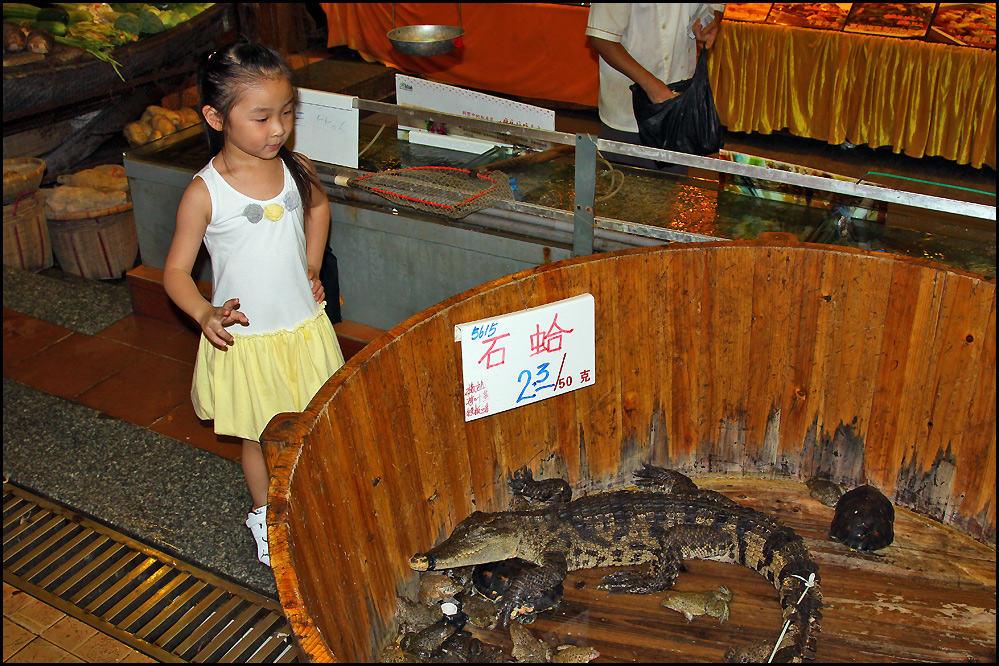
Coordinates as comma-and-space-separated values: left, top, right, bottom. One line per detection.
661, 585, 733, 622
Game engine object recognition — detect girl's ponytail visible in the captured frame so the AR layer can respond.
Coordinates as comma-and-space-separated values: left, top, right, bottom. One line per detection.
278, 147, 318, 212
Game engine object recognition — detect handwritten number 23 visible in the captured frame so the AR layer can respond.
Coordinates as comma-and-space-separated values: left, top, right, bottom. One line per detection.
516, 363, 550, 403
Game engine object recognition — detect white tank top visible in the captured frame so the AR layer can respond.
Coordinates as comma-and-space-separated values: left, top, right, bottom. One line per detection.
195, 157, 319, 336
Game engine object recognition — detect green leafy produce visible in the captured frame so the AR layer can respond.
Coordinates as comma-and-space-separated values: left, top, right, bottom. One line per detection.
136, 9, 165, 34
17, 2, 215, 80
54, 20, 136, 80
114, 13, 142, 35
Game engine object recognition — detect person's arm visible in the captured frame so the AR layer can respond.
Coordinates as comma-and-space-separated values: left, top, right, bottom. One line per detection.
299, 154, 331, 303
589, 36, 677, 104
163, 177, 248, 348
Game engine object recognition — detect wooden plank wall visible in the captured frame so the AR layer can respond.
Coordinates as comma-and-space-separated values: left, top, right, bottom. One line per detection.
264, 238, 995, 662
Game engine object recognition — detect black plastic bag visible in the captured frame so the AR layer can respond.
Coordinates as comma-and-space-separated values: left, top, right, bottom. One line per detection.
319, 245, 342, 324
631, 49, 724, 164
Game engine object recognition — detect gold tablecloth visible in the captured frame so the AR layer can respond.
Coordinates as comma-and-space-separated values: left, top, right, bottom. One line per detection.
710, 20, 996, 170
323, 4, 996, 169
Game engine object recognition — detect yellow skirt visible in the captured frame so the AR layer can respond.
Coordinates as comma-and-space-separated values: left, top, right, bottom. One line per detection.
191, 307, 344, 441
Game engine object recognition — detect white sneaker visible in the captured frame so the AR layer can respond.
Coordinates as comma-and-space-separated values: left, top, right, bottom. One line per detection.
245, 506, 270, 566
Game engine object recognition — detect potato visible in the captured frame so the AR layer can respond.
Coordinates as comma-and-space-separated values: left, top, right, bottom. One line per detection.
151, 114, 176, 136
177, 107, 200, 127
123, 121, 149, 148
146, 105, 183, 127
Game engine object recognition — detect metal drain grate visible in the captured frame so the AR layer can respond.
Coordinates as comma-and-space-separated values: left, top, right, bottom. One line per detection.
3, 483, 299, 663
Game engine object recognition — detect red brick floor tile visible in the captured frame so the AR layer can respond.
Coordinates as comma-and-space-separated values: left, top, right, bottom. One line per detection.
3, 332, 144, 400
97, 314, 202, 365
150, 401, 242, 461
151, 326, 202, 365
96, 314, 182, 348
75, 351, 194, 427
2, 309, 72, 374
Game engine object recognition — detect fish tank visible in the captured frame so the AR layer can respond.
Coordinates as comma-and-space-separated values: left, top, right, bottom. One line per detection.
128, 116, 996, 280
352, 120, 996, 279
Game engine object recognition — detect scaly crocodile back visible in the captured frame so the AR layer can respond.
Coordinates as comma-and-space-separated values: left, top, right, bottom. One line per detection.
518, 488, 821, 661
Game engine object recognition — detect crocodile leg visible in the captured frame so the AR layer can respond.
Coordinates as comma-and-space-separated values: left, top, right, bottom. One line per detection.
509, 466, 573, 505
633, 464, 700, 493
633, 465, 743, 509
599, 524, 733, 594
498, 551, 568, 625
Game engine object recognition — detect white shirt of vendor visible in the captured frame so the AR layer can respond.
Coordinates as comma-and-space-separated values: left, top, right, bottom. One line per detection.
586, 3, 725, 133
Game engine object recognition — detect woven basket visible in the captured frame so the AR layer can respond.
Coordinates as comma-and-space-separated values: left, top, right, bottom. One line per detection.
3, 158, 46, 206
47, 206, 138, 280
3, 191, 53, 272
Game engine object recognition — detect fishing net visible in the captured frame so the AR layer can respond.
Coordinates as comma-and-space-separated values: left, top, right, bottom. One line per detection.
333, 166, 514, 219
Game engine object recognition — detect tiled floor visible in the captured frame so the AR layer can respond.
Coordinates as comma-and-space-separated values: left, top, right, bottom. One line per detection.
4, 307, 242, 461
3, 307, 369, 463
3, 299, 370, 664
3, 582, 153, 663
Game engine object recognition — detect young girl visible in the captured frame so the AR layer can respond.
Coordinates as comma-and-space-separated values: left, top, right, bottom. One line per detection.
164, 41, 344, 566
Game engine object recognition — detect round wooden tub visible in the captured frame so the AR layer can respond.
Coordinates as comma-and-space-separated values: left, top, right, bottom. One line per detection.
262, 235, 996, 663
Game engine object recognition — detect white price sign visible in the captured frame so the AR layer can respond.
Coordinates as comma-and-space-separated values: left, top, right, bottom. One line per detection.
455, 294, 595, 421
290, 88, 359, 167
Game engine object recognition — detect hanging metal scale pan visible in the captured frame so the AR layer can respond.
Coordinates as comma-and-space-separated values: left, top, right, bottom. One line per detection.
387, 3, 464, 57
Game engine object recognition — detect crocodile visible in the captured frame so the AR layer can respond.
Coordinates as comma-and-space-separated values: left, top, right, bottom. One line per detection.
410, 464, 822, 662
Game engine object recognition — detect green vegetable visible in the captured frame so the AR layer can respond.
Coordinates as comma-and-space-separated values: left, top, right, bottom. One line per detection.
114, 13, 142, 35
54, 34, 125, 80
65, 10, 94, 23
35, 8, 70, 24
108, 3, 146, 15
136, 9, 164, 34
2, 4, 41, 21
157, 9, 183, 30
28, 20, 68, 37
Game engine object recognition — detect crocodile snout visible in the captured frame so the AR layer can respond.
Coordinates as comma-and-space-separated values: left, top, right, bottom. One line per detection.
409, 554, 434, 571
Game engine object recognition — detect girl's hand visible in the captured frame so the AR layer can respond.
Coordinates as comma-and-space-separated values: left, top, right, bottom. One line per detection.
200, 297, 250, 349
307, 268, 325, 303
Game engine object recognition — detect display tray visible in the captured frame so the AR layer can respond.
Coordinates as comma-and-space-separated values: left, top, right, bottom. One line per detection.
2, 4, 233, 124
126, 124, 997, 279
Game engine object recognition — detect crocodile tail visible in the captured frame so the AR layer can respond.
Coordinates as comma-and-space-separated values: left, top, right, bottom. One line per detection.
776, 559, 822, 661
748, 522, 822, 661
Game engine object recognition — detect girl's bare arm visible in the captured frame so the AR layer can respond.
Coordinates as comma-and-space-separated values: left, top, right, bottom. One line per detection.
164, 177, 248, 347
300, 155, 331, 303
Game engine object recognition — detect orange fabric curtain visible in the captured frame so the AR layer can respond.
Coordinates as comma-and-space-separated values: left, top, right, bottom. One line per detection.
323, 4, 995, 169
323, 3, 599, 107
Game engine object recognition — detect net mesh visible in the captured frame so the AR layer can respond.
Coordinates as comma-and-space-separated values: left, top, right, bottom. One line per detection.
342, 166, 514, 219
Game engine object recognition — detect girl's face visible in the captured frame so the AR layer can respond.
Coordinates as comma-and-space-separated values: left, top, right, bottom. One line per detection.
207, 76, 295, 161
